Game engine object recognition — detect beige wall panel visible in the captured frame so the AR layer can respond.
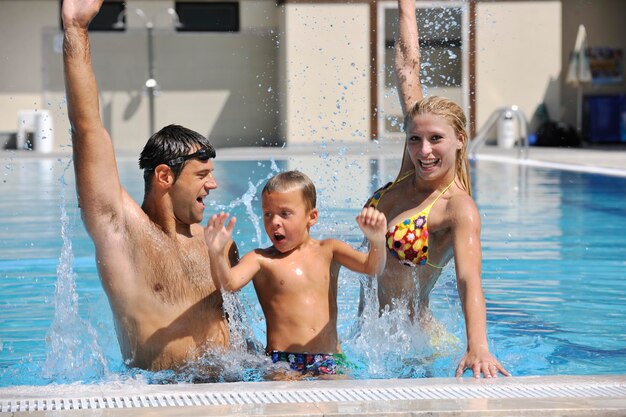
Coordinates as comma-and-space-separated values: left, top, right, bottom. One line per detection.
155, 90, 231, 137
1, 0, 279, 152
475, 2, 561, 136
0, 1, 54, 93
0, 1, 58, 142
5, 0, 626, 151
241, 0, 279, 30
0, 94, 45, 133
280, 3, 371, 145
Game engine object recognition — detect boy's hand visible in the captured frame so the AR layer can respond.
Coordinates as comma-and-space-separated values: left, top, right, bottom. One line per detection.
356, 207, 387, 243
204, 212, 236, 254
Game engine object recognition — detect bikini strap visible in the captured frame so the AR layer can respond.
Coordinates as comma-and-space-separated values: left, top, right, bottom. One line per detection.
395, 170, 415, 184
368, 169, 415, 208
426, 177, 456, 209
423, 178, 456, 270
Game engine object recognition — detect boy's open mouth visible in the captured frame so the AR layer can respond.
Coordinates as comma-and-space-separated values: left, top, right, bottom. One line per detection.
274, 233, 285, 241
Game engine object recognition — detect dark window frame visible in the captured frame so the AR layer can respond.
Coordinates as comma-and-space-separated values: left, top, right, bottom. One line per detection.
175, 1, 240, 32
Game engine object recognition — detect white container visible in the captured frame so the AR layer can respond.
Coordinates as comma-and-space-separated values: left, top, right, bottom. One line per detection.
497, 111, 516, 148
17, 109, 54, 153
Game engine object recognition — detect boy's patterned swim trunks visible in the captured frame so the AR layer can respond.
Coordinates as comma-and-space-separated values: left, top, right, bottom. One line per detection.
268, 350, 346, 375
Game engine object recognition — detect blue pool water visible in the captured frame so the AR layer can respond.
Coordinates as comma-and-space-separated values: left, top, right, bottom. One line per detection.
1, 154, 625, 386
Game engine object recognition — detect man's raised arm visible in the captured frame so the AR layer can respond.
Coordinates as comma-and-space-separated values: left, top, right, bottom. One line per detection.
62, 0, 125, 237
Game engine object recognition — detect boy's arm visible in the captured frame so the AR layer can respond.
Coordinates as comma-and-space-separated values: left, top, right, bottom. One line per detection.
62, 0, 127, 239
333, 207, 387, 276
395, 0, 423, 176
204, 213, 260, 292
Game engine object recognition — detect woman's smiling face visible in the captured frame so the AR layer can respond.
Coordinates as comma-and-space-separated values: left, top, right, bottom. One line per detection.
406, 112, 462, 182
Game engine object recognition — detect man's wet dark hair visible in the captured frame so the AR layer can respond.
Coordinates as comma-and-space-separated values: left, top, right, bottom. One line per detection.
139, 124, 215, 193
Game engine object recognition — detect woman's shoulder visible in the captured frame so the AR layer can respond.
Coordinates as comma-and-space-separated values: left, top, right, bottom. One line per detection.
446, 188, 480, 225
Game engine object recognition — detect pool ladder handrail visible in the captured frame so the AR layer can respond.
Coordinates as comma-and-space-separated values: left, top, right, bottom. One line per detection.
468, 106, 530, 160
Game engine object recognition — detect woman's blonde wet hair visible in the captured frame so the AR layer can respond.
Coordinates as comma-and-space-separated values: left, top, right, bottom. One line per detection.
262, 170, 317, 211
404, 96, 472, 196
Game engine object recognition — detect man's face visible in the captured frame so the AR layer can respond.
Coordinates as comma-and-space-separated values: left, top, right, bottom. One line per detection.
169, 158, 217, 225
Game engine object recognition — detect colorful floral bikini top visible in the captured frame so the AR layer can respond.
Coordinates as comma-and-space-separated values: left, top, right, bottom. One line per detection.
368, 170, 455, 268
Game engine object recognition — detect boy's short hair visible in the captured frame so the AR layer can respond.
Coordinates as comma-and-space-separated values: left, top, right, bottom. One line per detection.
262, 171, 317, 210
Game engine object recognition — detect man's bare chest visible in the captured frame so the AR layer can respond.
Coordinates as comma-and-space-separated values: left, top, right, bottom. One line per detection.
132, 234, 216, 302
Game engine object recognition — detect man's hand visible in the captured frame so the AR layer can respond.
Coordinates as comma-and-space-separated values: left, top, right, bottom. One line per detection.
204, 212, 237, 255
62, 0, 104, 30
356, 207, 387, 243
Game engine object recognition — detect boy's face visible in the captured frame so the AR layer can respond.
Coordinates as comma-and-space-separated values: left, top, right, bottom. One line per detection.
261, 189, 318, 253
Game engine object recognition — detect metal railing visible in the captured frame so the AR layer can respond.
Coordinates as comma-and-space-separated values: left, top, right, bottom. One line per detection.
468, 105, 530, 159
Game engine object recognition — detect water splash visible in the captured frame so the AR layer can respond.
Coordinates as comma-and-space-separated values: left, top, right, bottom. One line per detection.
221, 291, 263, 354
219, 158, 280, 248
342, 266, 463, 378
127, 344, 281, 384
214, 161, 281, 356
42, 158, 108, 383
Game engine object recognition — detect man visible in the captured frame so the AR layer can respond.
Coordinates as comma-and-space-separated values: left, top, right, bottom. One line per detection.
62, 0, 235, 370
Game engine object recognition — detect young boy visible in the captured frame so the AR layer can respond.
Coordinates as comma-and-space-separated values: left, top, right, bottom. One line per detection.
204, 170, 387, 376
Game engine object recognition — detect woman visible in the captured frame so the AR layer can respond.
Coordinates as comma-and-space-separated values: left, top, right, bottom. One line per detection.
364, 0, 509, 379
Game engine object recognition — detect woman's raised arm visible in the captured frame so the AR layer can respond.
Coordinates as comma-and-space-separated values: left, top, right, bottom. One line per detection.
394, 0, 423, 175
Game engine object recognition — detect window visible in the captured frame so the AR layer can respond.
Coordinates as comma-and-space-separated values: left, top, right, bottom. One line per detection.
378, 3, 469, 136
175, 2, 239, 32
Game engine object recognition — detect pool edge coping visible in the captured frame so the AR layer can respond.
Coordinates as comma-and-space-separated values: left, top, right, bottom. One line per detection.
2, 375, 626, 416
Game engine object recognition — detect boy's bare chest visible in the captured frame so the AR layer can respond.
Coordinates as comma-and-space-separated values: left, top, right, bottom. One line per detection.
259, 249, 334, 292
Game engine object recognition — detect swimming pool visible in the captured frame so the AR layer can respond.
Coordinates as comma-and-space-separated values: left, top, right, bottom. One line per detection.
1, 150, 625, 386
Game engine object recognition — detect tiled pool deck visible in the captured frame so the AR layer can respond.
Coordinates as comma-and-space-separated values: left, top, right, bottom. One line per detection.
1, 375, 626, 416
2, 143, 626, 416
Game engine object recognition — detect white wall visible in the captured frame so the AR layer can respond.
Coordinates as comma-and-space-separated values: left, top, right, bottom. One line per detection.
4, 0, 625, 151
279, 3, 371, 145
0, 1, 58, 146
475, 1, 562, 136
0, 0, 280, 152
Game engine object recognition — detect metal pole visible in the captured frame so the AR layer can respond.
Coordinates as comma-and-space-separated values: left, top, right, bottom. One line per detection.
146, 23, 156, 136
576, 85, 583, 135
